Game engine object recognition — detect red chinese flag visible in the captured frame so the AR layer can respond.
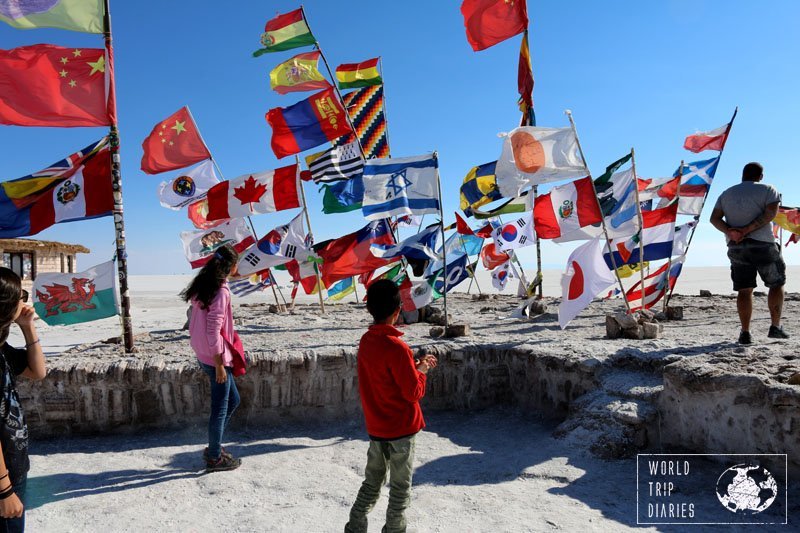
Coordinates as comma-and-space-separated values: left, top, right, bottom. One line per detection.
0, 44, 112, 127
461, 0, 528, 51
141, 106, 211, 174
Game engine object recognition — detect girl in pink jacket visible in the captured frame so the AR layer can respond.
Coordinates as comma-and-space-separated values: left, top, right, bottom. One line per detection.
181, 245, 243, 472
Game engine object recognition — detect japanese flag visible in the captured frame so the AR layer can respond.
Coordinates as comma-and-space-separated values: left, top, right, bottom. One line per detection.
558, 238, 617, 329
492, 214, 536, 252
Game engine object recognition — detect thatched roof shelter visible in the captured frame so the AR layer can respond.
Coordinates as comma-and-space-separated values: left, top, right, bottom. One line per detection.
0, 238, 89, 254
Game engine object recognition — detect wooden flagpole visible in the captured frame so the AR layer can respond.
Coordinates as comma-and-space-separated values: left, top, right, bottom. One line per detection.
459, 235, 482, 295
629, 148, 646, 313
184, 106, 284, 308
666, 107, 738, 305
103, 0, 134, 352
296, 155, 326, 314
434, 152, 448, 329
566, 110, 631, 312
663, 161, 684, 312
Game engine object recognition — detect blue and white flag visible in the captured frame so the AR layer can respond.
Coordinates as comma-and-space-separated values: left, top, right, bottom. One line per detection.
230, 271, 274, 297
361, 153, 440, 221
428, 254, 473, 296
370, 225, 440, 261
426, 233, 483, 275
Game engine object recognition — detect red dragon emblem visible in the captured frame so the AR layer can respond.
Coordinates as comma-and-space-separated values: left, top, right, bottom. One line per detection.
35, 277, 97, 317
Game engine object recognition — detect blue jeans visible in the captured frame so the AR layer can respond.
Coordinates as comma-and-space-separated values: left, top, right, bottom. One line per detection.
200, 363, 240, 461
0, 477, 26, 533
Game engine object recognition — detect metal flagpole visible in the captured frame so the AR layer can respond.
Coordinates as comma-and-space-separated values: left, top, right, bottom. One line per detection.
185, 106, 284, 309
566, 110, 631, 312
434, 152, 448, 329
103, 0, 134, 352
663, 161, 684, 312
630, 148, 646, 313
296, 155, 326, 314
466, 236, 486, 294
460, 235, 482, 295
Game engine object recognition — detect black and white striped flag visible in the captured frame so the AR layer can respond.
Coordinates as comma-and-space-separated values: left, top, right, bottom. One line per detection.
305, 141, 364, 184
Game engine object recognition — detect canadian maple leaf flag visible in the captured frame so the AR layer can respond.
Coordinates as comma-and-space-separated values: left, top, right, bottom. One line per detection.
205, 164, 301, 221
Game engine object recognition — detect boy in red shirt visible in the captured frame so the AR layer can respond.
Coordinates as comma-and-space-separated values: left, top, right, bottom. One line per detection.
345, 279, 437, 533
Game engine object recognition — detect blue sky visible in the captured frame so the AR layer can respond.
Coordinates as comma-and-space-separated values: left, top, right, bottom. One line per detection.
1, 0, 799, 274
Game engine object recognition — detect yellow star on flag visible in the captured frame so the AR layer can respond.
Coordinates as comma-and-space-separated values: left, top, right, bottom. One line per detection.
59, 70, 67, 78
60, 57, 68, 65
87, 56, 105, 76
72, 49, 82, 57
68, 80, 77, 88
171, 120, 187, 135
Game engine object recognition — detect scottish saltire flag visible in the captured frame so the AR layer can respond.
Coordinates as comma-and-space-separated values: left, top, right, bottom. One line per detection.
326, 277, 355, 301
33, 260, 118, 326
361, 154, 440, 221
657, 157, 720, 215
370, 225, 440, 261
230, 271, 274, 297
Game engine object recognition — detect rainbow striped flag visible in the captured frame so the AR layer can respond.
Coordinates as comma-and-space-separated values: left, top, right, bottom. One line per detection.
335, 58, 382, 89
333, 85, 389, 160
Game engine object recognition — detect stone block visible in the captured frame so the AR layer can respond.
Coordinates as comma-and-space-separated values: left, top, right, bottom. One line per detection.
666, 306, 684, 320
699, 290, 712, 297
445, 324, 470, 338
605, 315, 623, 339
429, 326, 445, 338
641, 322, 662, 339
528, 300, 547, 316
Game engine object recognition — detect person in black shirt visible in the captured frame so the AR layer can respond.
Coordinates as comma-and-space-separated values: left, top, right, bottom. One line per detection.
0, 268, 46, 532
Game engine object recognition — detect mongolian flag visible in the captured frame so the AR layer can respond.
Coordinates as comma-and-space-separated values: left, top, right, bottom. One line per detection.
461, 0, 528, 52
141, 107, 211, 174
254, 8, 315, 57
315, 220, 397, 287
266, 87, 352, 158
332, 85, 389, 159
0, 138, 113, 238
335, 57, 382, 89
0, 44, 113, 127
269, 51, 330, 95
0, 0, 104, 33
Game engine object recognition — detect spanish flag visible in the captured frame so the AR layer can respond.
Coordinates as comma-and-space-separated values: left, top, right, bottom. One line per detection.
335, 57, 382, 90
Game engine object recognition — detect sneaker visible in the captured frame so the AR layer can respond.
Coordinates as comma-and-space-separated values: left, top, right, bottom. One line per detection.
768, 325, 790, 339
203, 447, 233, 462
206, 454, 241, 473
738, 330, 752, 345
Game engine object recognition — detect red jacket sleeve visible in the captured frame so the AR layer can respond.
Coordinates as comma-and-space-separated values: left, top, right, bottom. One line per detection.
387, 338, 427, 403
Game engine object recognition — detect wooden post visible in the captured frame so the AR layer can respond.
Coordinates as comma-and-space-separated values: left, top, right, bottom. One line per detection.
630, 148, 646, 313
434, 152, 448, 328
295, 155, 325, 314
566, 110, 631, 312
103, 0, 134, 352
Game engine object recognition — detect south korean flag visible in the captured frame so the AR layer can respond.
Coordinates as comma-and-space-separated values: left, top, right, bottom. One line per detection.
492, 214, 536, 252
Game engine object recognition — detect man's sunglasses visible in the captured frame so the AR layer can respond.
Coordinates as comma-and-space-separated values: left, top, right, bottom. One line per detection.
20, 289, 28, 303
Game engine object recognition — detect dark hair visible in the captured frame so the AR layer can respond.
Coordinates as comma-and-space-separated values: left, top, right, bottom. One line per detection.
366, 279, 401, 322
742, 162, 763, 182
180, 244, 238, 309
0, 267, 22, 344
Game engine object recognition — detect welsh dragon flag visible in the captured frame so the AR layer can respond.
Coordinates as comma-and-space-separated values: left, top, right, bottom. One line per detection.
32, 260, 118, 326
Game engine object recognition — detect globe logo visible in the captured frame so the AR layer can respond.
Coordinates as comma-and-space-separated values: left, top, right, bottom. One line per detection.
715, 464, 778, 514
501, 225, 518, 241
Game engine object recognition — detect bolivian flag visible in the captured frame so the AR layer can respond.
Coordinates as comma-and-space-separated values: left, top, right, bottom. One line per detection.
254, 8, 316, 57
0, 0, 103, 33
336, 58, 382, 90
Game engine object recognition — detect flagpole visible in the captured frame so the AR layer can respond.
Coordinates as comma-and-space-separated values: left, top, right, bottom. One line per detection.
296, 155, 326, 314
495, 215, 531, 289
352, 276, 359, 303
630, 148, 646, 313
566, 110, 631, 312
459, 235, 482, 295
666, 107, 738, 306
185, 106, 285, 309
663, 161, 684, 312
433, 152, 448, 329
300, 6, 367, 160
103, 0, 134, 352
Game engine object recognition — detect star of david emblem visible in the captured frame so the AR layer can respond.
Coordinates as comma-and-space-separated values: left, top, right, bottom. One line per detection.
385, 168, 412, 200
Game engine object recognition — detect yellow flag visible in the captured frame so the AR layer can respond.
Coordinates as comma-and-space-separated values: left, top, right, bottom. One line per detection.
269, 51, 330, 95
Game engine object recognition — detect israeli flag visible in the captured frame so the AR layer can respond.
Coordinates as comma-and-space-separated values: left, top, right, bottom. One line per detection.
361, 153, 440, 221
370, 225, 441, 262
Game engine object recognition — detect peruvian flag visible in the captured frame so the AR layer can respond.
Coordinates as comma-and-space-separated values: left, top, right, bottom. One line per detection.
683, 109, 736, 153
205, 164, 301, 221
626, 258, 684, 312
558, 238, 617, 329
533, 177, 602, 239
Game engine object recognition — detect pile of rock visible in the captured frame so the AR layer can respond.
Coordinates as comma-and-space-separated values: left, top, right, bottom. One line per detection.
605, 310, 664, 340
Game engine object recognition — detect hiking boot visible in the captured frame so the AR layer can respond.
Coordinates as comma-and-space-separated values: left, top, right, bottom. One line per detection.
738, 330, 752, 345
206, 454, 241, 473
203, 447, 233, 462
768, 325, 790, 339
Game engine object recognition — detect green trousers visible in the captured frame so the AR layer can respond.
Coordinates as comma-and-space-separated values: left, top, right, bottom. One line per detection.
345, 434, 416, 533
